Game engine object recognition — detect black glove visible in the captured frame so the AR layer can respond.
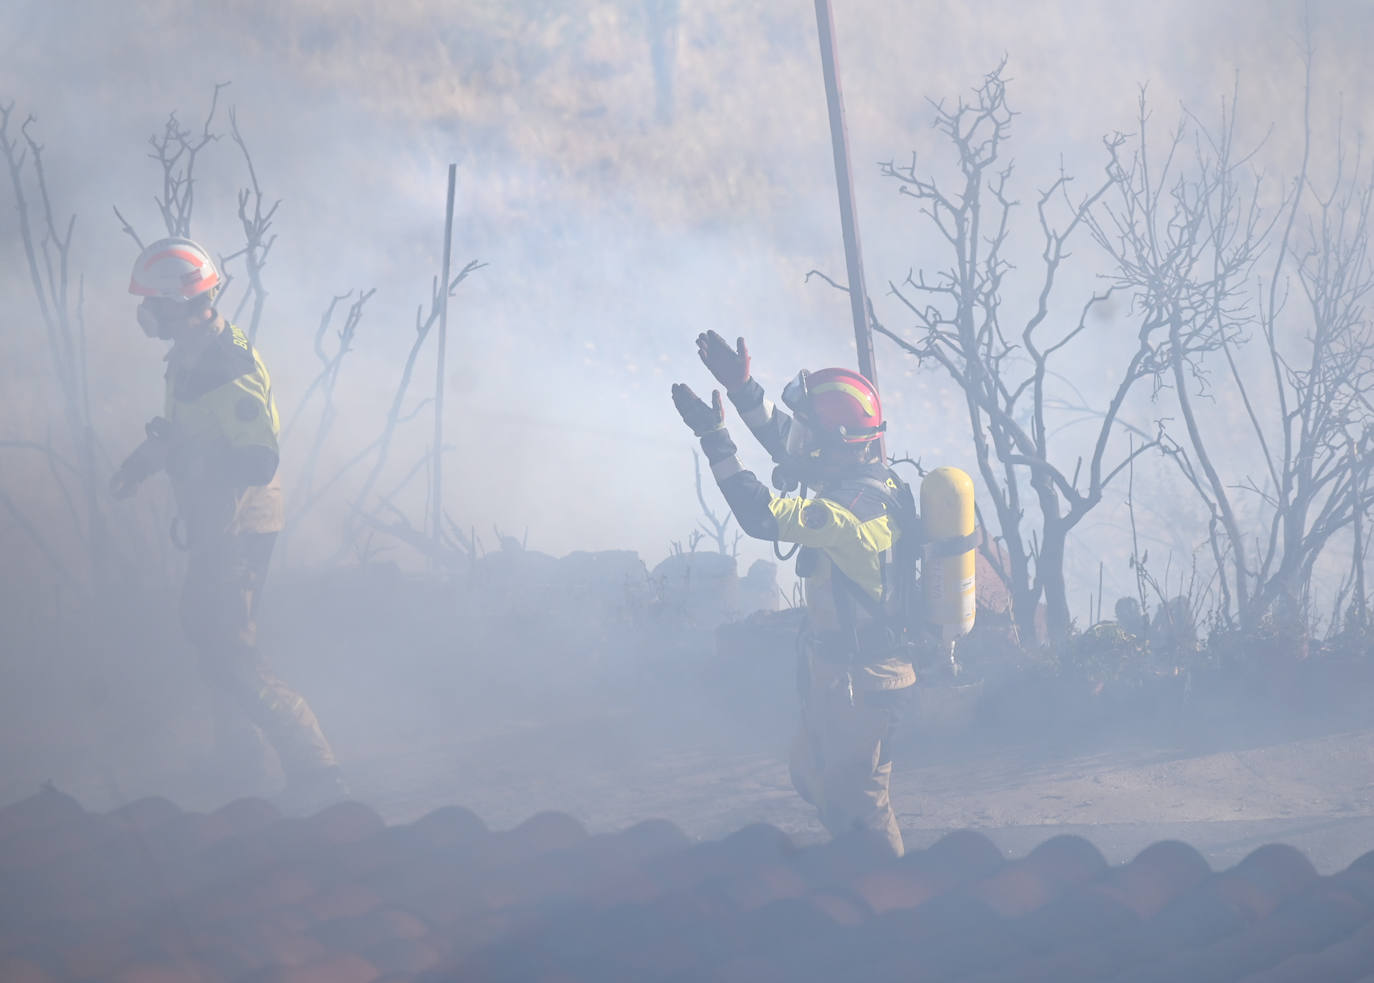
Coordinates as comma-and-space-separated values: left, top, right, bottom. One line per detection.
110, 417, 177, 498
108, 465, 142, 499
696, 330, 751, 393
672, 383, 738, 464
671, 383, 725, 436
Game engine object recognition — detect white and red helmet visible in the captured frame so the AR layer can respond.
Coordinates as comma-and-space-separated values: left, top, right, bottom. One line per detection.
128, 237, 220, 301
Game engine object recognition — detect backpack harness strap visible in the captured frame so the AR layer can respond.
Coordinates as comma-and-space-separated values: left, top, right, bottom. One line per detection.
820, 470, 925, 663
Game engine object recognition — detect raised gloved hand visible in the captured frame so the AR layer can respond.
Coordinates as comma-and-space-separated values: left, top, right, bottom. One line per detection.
696, 331, 751, 392
671, 383, 725, 436
673, 384, 739, 466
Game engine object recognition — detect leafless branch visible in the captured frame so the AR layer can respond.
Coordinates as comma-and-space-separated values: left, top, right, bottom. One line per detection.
223, 105, 279, 344
337, 259, 485, 561
691, 450, 737, 556
147, 81, 228, 237
1, 104, 107, 581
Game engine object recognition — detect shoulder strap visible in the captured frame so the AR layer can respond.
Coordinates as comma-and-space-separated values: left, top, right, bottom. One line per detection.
887, 473, 921, 631
826, 468, 909, 636
829, 469, 927, 640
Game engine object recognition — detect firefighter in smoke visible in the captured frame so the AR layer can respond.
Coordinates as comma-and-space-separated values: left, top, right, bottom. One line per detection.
110, 237, 346, 809
673, 330, 917, 856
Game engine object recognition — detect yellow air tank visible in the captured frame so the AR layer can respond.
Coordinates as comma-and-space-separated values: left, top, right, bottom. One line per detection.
921, 466, 977, 641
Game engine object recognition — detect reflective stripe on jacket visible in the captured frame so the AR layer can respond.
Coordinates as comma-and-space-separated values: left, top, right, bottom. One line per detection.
710, 375, 916, 690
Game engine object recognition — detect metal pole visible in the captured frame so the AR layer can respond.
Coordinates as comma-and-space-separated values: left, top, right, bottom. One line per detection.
814, 0, 878, 392
431, 163, 457, 546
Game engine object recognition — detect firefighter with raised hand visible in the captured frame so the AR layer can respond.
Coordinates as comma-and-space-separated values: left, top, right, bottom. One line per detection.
112, 236, 346, 811
672, 329, 917, 856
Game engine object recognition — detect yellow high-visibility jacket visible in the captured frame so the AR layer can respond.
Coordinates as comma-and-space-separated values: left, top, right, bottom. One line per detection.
705, 379, 916, 691
164, 322, 284, 539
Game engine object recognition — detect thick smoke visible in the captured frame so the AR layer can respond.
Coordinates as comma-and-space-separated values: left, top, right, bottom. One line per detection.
2, 0, 1373, 847
3, 1, 1371, 587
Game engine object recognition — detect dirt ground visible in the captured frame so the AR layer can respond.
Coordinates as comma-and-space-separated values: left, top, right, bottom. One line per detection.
8, 618, 1374, 878
323, 695, 1374, 876
83, 678, 1374, 878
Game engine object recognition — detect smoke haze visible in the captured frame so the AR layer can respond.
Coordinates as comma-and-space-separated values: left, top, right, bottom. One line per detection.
3, 1, 1370, 587
4, 0, 1374, 872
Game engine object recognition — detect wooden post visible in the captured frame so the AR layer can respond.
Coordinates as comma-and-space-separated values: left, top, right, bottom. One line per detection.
1352, 439, 1367, 632
814, 0, 878, 393
431, 163, 457, 546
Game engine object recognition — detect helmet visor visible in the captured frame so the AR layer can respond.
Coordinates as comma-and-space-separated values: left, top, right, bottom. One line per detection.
780, 370, 810, 416
785, 415, 816, 459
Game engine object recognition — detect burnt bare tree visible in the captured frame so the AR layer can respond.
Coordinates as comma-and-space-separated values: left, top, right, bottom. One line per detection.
115, 84, 279, 347
1245, 121, 1374, 636
339, 257, 484, 563
142, 82, 229, 240
223, 106, 279, 345
283, 288, 376, 530
691, 450, 741, 556
871, 62, 1162, 647
1, 103, 106, 584
1329, 431, 1371, 637
1087, 83, 1277, 630
1096, 51, 1374, 639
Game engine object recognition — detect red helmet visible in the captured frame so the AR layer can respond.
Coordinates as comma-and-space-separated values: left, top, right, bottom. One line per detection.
128, 237, 219, 301
781, 367, 884, 444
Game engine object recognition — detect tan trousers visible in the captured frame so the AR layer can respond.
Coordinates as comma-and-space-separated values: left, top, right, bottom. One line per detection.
181, 531, 339, 783
789, 657, 905, 856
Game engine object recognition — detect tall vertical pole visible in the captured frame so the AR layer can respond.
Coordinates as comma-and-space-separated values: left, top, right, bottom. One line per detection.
814, 0, 878, 393
431, 163, 457, 546
1353, 439, 1367, 632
